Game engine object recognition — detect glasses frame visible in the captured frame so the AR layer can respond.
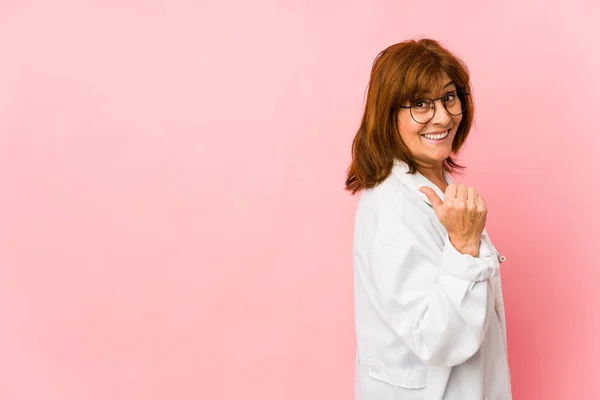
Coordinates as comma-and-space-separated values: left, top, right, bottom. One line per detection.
398, 88, 470, 125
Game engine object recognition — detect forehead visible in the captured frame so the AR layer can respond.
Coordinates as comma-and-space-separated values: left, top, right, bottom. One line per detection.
412, 72, 456, 98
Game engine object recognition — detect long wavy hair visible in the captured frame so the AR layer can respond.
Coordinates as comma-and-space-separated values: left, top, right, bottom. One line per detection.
345, 38, 475, 194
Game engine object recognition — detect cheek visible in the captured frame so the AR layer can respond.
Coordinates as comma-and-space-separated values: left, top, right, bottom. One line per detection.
453, 114, 463, 128
397, 111, 427, 148
398, 119, 422, 139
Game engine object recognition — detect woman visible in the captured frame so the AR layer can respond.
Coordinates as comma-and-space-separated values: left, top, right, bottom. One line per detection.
346, 38, 511, 400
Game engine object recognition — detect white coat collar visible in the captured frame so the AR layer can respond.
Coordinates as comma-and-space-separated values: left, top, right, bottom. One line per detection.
390, 160, 498, 256
392, 160, 492, 238
391, 159, 454, 207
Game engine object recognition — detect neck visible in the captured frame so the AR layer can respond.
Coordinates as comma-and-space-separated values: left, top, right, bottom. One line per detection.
417, 162, 447, 191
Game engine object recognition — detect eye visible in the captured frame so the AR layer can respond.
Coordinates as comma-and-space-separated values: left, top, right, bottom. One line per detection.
443, 92, 457, 102
412, 100, 429, 109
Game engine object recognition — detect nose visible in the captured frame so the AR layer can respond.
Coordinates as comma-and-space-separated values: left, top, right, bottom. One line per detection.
430, 99, 452, 125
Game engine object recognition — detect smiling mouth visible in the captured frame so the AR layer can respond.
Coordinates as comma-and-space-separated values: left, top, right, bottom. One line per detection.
421, 129, 450, 140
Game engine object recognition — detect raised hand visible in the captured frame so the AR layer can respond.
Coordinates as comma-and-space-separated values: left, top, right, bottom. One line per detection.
419, 184, 487, 256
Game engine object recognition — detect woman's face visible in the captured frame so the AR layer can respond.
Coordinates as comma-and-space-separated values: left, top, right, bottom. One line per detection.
397, 74, 463, 170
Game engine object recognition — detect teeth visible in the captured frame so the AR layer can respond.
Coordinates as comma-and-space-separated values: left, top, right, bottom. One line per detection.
423, 130, 449, 140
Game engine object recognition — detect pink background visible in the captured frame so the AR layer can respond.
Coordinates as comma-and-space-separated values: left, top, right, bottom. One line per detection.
1, 1, 598, 399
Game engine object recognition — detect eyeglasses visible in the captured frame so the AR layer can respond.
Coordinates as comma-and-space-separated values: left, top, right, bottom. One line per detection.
399, 89, 469, 124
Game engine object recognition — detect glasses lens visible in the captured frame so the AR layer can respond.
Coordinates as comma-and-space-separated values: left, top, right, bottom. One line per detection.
410, 99, 434, 124
444, 92, 466, 116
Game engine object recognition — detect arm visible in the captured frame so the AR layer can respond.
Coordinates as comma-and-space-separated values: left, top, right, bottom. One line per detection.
370, 218, 500, 367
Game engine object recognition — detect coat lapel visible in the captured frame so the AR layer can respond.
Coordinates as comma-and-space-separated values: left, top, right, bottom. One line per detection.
390, 160, 490, 238
390, 160, 453, 208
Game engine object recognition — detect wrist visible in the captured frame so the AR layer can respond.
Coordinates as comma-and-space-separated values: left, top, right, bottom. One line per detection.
449, 236, 480, 257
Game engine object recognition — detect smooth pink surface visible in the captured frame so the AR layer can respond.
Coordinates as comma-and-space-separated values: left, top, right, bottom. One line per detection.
1, 1, 598, 399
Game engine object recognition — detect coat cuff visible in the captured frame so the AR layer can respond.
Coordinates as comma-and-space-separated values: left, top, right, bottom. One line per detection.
440, 233, 499, 282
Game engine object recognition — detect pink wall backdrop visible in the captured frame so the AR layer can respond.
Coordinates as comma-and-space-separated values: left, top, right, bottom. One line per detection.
1, 1, 598, 399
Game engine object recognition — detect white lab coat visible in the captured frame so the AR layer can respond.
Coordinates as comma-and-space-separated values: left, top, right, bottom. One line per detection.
353, 160, 511, 400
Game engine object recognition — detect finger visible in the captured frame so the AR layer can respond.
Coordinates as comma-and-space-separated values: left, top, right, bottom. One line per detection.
445, 183, 457, 199
419, 186, 443, 209
457, 184, 468, 200
467, 186, 478, 205
476, 193, 487, 209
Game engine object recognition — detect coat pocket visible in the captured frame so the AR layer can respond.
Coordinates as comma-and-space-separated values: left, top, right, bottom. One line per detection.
367, 359, 427, 389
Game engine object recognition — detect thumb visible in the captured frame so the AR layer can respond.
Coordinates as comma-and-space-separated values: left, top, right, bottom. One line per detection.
419, 186, 443, 209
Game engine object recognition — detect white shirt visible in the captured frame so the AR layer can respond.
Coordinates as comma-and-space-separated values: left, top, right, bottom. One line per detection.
353, 160, 511, 400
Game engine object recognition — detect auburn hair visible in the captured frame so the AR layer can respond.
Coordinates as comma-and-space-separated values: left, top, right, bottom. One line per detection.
345, 38, 475, 194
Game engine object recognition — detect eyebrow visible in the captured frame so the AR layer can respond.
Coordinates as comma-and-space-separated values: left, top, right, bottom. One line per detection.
415, 81, 456, 98
435, 81, 456, 93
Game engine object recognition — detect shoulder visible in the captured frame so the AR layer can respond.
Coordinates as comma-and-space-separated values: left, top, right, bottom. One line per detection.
353, 171, 440, 253
356, 172, 426, 222
357, 173, 406, 217
353, 173, 415, 252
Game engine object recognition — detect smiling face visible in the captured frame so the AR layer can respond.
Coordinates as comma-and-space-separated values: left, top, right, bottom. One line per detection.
397, 73, 463, 171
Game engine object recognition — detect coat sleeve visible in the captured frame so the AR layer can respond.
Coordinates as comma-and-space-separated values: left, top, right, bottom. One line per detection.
369, 216, 501, 368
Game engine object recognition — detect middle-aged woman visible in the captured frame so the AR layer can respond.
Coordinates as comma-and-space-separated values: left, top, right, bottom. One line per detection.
345, 38, 511, 400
